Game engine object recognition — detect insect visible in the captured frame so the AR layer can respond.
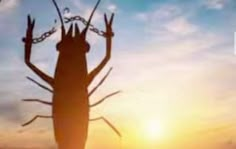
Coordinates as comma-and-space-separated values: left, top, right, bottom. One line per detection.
22, 0, 121, 148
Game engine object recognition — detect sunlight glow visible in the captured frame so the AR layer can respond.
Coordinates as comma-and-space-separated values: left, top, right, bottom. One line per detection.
145, 120, 164, 140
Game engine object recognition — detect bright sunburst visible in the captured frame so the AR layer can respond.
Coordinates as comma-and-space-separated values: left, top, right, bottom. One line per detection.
145, 120, 164, 140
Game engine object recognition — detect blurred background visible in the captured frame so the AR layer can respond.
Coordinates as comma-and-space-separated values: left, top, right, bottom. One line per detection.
0, 0, 236, 148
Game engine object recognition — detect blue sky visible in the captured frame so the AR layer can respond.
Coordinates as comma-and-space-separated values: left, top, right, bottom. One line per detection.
0, 0, 236, 148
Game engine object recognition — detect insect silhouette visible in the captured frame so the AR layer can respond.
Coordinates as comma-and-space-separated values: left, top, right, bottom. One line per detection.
21, 0, 121, 148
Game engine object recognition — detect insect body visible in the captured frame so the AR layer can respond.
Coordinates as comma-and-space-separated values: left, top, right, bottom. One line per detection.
22, 0, 119, 148
53, 23, 91, 148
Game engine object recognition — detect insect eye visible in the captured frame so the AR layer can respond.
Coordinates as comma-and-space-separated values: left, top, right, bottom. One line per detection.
56, 43, 60, 51
86, 43, 90, 53
56, 41, 65, 52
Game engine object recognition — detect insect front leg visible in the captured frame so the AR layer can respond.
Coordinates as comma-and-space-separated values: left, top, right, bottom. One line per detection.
87, 13, 115, 86
23, 15, 54, 88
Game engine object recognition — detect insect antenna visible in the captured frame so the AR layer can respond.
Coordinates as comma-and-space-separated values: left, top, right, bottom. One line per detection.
51, 0, 65, 36
82, 0, 101, 36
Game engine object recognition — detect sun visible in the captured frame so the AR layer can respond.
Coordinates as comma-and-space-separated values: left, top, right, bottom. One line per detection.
145, 120, 164, 140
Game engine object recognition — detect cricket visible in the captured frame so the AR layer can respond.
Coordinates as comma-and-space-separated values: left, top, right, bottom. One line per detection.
21, 0, 121, 148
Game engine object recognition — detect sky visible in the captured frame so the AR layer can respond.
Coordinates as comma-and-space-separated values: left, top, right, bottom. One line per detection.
0, 0, 236, 148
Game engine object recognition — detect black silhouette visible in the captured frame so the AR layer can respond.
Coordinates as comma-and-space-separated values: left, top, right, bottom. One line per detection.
22, 0, 121, 148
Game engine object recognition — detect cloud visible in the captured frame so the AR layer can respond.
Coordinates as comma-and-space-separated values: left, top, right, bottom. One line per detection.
165, 17, 198, 35
132, 4, 231, 95
0, 0, 19, 13
204, 0, 228, 10
107, 4, 117, 13
133, 4, 221, 60
135, 5, 198, 38
135, 5, 181, 22
0, 0, 20, 34
0, 101, 23, 123
70, 0, 103, 23
103, 4, 236, 130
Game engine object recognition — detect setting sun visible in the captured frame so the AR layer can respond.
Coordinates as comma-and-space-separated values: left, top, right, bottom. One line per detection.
145, 120, 164, 140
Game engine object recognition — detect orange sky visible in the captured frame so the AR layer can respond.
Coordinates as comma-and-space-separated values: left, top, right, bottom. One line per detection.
0, 0, 236, 148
